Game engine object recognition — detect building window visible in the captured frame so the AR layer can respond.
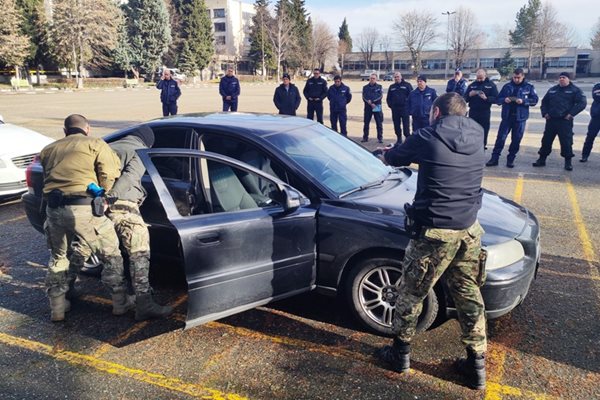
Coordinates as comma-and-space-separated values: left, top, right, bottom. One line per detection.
214, 8, 225, 18
214, 23, 226, 32
215, 36, 226, 45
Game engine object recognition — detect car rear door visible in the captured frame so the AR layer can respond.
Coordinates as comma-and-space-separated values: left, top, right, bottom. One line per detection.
138, 148, 317, 329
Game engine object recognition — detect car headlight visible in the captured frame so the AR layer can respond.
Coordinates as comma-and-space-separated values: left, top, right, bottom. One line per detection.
483, 240, 525, 270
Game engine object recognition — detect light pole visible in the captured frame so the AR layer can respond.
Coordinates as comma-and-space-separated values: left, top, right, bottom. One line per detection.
442, 11, 455, 80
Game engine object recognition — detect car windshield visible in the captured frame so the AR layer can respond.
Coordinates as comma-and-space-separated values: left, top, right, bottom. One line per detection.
265, 124, 394, 197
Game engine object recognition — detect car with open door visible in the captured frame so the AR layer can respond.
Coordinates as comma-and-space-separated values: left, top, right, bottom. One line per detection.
23, 113, 540, 335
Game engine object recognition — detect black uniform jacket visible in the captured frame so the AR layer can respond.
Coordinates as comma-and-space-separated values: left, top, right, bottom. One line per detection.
540, 83, 587, 119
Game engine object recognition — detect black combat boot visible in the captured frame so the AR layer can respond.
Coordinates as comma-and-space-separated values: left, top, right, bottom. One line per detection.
532, 156, 546, 167
135, 293, 173, 321
579, 156, 588, 163
506, 155, 515, 168
564, 157, 573, 171
375, 338, 411, 373
454, 348, 486, 390
485, 156, 499, 167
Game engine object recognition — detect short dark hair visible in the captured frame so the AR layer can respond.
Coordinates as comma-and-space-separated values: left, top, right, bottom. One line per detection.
513, 68, 524, 75
432, 92, 467, 117
313, 68, 321, 73
333, 75, 341, 81
64, 114, 88, 135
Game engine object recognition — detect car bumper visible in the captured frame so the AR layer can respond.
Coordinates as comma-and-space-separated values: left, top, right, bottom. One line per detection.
0, 168, 27, 198
22, 191, 44, 233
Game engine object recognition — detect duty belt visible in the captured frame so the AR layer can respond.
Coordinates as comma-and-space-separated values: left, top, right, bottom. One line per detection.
62, 197, 93, 206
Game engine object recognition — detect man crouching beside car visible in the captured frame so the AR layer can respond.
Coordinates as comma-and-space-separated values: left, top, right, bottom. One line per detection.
375, 92, 488, 390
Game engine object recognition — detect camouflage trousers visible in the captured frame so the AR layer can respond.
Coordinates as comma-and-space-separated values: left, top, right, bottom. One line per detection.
44, 205, 126, 297
71, 200, 151, 294
393, 221, 487, 354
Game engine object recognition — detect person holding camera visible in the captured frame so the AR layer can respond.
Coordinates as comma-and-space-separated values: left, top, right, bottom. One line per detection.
156, 68, 181, 117
39, 114, 128, 322
375, 93, 488, 391
465, 69, 499, 149
486, 68, 538, 168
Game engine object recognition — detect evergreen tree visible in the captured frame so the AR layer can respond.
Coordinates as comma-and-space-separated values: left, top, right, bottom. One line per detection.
122, 0, 172, 79
509, 0, 540, 74
288, 0, 312, 71
0, 0, 31, 81
338, 17, 352, 52
178, 0, 214, 76
178, 41, 198, 76
248, 0, 275, 79
498, 50, 516, 79
15, 0, 50, 70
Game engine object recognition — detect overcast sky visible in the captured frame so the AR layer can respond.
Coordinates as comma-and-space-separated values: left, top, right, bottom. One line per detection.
300, 0, 597, 49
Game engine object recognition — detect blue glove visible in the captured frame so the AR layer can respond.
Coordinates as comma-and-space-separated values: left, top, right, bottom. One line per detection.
87, 182, 105, 197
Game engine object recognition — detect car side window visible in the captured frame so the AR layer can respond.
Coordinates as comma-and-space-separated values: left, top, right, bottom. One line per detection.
149, 127, 197, 180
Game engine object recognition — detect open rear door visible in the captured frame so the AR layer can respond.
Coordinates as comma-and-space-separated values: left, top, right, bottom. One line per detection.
138, 149, 317, 329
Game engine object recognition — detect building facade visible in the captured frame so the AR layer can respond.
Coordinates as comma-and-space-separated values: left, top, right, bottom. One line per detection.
205, 0, 255, 74
342, 47, 596, 79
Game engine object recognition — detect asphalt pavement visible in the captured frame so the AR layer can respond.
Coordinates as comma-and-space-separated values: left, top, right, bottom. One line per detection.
1, 80, 599, 399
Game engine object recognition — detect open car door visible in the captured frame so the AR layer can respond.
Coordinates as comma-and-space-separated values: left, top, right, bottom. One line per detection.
137, 148, 317, 329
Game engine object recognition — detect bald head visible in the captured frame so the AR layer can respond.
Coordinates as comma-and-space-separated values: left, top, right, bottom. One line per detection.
64, 114, 90, 136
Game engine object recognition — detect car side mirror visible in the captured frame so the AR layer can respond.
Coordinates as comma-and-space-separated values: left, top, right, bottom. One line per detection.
279, 185, 306, 212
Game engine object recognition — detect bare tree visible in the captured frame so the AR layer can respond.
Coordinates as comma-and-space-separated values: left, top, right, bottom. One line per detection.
267, 4, 295, 80
449, 7, 484, 69
487, 24, 511, 48
48, 0, 121, 88
356, 28, 379, 69
380, 34, 393, 71
393, 10, 437, 75
535, 2, 571, 79
592, 17, 600, 50
311, 21, 336, 71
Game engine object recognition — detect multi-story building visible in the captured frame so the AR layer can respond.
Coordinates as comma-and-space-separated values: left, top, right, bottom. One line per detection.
205, 0, 255, 74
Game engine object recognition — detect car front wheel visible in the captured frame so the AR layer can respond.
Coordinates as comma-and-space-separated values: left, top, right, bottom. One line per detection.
346, 257, 439, 337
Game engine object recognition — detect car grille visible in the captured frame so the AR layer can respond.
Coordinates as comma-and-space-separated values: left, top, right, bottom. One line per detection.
0, 180, 26, 190
11, 153, 37, 169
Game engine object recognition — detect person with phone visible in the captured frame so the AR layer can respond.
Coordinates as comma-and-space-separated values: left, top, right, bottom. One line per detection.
156, 68, 181, 117
361, 73, 384, 143
486, 68, 538, 168
465, 69, 499, 149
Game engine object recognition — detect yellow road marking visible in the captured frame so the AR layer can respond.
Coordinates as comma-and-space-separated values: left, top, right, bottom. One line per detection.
0, 215, 26, 225
513, 173, 524, 204
483, 176, 561, 185
0, 332, 248, 400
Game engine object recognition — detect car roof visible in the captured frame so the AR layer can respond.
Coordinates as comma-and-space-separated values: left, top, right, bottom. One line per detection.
146, 112, 320, 138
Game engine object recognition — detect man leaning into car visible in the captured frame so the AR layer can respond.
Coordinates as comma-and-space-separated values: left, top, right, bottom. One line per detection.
375, 93, 488, 391
39, 114, 130, 322
70, 125, 173, 321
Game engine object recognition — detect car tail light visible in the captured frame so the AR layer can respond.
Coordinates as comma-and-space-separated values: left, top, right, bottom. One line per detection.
25, 154, 40, 189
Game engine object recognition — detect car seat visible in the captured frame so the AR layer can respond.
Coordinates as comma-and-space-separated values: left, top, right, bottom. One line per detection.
208, 162, 257, 212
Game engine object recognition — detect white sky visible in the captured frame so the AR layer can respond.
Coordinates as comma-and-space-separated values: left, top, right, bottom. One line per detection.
300, 0, 598, 49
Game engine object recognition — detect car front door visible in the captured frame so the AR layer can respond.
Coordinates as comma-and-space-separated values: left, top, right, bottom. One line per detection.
138, 148, 317, 329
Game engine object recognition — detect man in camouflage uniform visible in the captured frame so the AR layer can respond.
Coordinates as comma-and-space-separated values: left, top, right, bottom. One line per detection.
376, 93, 488, 390
71, 125, 172, 320
40, 114, 131, 322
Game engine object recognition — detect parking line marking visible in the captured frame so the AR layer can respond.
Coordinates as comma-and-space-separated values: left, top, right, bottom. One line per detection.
513, 173, 524, 203
541, 269, 600, 282
0, 332, 249, 400
0, 215, 27, 225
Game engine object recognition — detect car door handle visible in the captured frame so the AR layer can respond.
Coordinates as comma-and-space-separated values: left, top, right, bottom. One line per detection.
195, 232, 221, 245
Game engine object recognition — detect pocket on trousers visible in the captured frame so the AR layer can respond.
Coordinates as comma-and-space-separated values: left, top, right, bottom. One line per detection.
406, 255, 436, 294
477, 249, 487, 287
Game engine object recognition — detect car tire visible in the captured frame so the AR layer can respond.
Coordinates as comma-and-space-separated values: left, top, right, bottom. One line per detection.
80, 253, 103, 277
345, 257, 439, 337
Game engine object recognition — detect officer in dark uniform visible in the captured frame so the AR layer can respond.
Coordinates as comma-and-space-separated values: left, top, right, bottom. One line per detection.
376, 93, 488, 390
386, 72, 413, 144
362, 73, 384, 143
303, 68, 328, 123
408, 75, 438, 132
487, 68, 538, 168
327, 75, 352, 136
580, 82, 600, 162
533, 72, 586, 171
465, 68, 499, 148
219, 65, 241, 112
156, 69, 181, 116
446, 69, 468, 96
273, 73, 301, 116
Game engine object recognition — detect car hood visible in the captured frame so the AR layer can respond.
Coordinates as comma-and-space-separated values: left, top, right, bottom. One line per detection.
0, 123, 54, 157
346, 173, 528, 246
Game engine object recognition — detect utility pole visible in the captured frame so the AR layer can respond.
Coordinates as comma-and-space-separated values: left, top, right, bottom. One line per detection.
442, 10, 456, 80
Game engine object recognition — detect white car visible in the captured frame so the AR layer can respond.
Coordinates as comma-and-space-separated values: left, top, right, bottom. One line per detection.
0, 115, 53, 199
